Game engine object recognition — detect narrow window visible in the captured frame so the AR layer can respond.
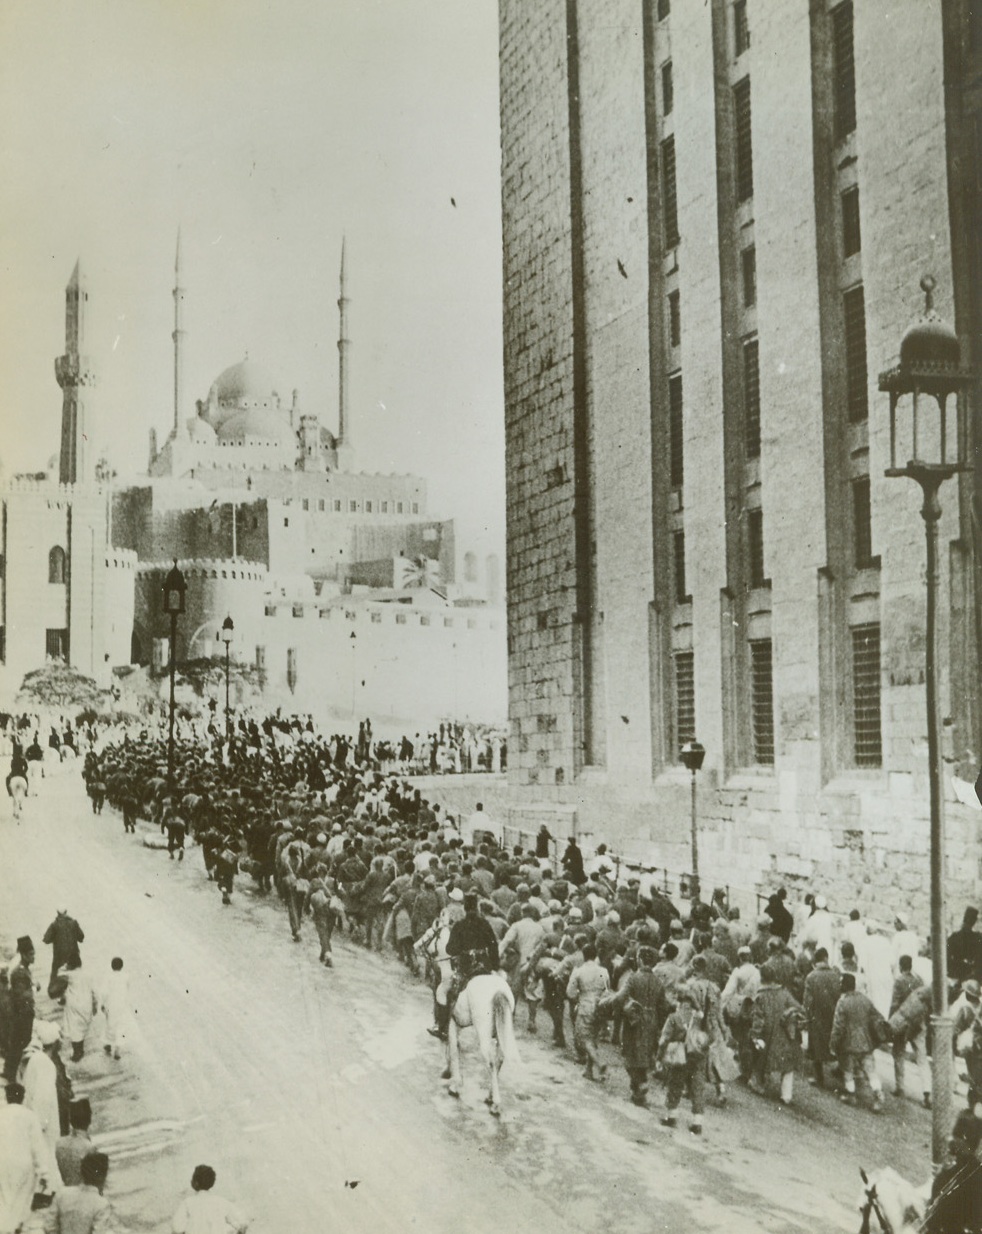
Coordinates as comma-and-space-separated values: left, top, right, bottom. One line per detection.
48, 546, 67, 584
674, 650, 696, 750
743, 339, 761, 459
255, 646, 266, 672
397, 502, 404, 514
851, 623, 882, 767
45, 628, 68, 661
734, 0, 750, 55
349, 500, 358, 513
741, 245, 756, 307
673, 529, 688, 604
302, 498, 309, 511
318, 498, 325, 512
662, 61, 673, 116
750, 639, 775, 765
747, 507, 765, 587
412, 503, 419, 514
381, 501, 389, 513
734, 77, 753, 203
668, 290, 681, 349
832, 1, 856, 139
853, 474, 873, 567
841, 186, 861, 257
668, 373, 684, 489
333, 499, 341, 512
844, 285, 868, 422
661, 137, 679, 247
366, 500, 373, 513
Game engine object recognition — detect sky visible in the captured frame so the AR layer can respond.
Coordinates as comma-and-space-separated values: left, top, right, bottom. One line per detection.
0, 0, 505, 550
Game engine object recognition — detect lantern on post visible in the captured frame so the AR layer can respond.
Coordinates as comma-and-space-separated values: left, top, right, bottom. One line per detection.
161, 561, 187, 791
679, 740, 706, 902
878, 275, 974, 1169
221, 615, 234, 742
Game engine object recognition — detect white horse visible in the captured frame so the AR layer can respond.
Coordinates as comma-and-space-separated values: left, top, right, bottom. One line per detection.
446, 972, 520, 1118
857, 1167, 930, 1233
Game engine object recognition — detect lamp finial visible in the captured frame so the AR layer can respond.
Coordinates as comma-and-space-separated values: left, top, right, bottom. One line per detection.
920, 274, 936, 313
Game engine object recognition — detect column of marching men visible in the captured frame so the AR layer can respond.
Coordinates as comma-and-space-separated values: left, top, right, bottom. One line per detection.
5, 706, 982, 1230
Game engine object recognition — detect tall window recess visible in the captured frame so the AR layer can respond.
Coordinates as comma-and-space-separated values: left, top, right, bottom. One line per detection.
851, 623, 882, 767
741, 246, 757, 307
831, 1, 857, 140
747, 508, 766, 588
662, 61, 673, 115
844, 284, 869, 422
668, 373, 684, 489
668, 291, 681, 349
733, 77, 753, 203
749, 638, 775, 765
661, 137, 679, 247
852, 474, 874, 568
48, 545, 67, 584
841, 186, 861, 257
674, 650, 696, 751
733, 0, 750, 56
45, 628, 68, 661
673, 530, 689, 604
743, 338, 761, 459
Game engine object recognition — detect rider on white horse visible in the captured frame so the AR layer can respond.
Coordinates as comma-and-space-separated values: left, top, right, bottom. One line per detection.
439, 892, 501, 1039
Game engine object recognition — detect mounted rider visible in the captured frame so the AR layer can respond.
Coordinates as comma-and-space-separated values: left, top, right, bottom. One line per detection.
433, 892, 500, 1040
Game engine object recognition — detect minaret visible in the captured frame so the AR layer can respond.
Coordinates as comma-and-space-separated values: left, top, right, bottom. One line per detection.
172, 228, 186, 437
336, 238, 353, 468
55, 260, 95, 484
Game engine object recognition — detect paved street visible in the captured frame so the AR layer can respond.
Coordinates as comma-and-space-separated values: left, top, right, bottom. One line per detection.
1, 769, 936, 1233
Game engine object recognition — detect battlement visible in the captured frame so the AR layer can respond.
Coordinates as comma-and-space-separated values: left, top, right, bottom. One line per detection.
136, 557, 268, 583
4, 477, 109, 497
105, 550, 138, 571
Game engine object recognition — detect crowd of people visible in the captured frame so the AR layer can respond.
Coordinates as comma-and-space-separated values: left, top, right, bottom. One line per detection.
0, 898, 245, 1233
4, 704, 982, 1229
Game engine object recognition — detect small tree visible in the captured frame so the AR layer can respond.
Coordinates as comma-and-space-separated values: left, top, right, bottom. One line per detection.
17, 663, 107, 711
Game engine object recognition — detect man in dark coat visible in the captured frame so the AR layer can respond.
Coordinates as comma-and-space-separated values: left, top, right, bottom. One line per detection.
948, 907, 982, 986
764, 889, 794, 945
4, 936, 35, 1080
927, 1110, 982, 1233
752, 961, 803, 1105
561, 838, 586, 887
42, 911, 84, 982
830, 972, 887, 1111
802, 947, 841, 1088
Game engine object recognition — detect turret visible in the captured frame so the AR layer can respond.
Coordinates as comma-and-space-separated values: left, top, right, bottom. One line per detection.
336, 238, 353, 469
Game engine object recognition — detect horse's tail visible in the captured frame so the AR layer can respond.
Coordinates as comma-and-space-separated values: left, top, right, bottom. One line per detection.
493, 990, 520, 1068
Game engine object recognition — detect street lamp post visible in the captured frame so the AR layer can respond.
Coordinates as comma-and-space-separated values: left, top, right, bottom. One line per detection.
879, 276, 974, 1169
221, 615, 234, 743
161, 561, 187, 793
679, 740, 706, 902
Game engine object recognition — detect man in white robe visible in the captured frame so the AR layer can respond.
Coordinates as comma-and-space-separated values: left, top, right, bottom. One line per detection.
0, 1082, 52, 1234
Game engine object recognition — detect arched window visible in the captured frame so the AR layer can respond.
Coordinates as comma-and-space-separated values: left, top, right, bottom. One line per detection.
464, 551, 478, 583
48, 546, 67, 584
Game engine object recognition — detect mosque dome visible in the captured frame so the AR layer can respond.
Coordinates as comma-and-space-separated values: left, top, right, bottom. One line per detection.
211, 358, 281, 408
899, 276, 961, 370
215, 407, 296, 448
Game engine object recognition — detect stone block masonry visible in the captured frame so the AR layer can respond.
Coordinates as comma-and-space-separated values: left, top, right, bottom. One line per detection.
498, 0, 982, 939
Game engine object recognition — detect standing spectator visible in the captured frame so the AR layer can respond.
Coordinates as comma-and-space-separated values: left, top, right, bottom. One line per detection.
751, 961, 804, 1106
863, 924, 895, 1019
764, 889, 793, 945
214, 840, 238, 907
171, 1165, 249, 1234
4, 937, 36, 1081
802, 948, 841, 1089
748, 916, 772, 967
843, 909, 868, 961
42, 910, 84, 987
926, 1110, 982, 1234
791, 893, 815, 946
100, 958, 130, 1061
891, 914, 919, 976
55, 1099, 93, 1186
798, 895, 834, 957
565, 943, 610, 1081
0, 1082, 51, 1234
561, 838, 586, 887
43, 1150, 118, 1234
952, 980, 982, 1109
658, 985, 708, 1135
535, 825, 553, 859
948, 908, 982, 986
22, 1021, 62, 1159
830, 972, 887, 1111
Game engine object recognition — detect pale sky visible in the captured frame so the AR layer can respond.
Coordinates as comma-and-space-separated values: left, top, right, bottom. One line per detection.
0, 0, 505, 549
